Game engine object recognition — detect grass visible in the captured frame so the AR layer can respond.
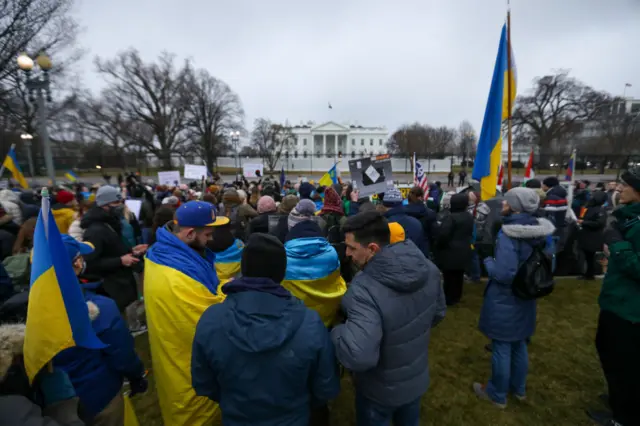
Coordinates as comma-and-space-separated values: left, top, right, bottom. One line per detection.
131, 279, 605, 425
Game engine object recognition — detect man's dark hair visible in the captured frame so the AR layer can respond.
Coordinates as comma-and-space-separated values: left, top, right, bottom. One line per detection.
524, 178, 541, 189
342, 211, 390, 247
409, 186, 424, 199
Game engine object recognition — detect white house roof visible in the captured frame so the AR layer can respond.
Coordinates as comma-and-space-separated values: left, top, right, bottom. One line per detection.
310, 121, 351, 132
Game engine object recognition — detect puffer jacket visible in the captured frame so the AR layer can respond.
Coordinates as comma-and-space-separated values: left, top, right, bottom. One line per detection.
0, 190, 22, 225
543, 185, 568, 229
479, 214, 555, 342
435, 194, 474, 271
51, 205, 76, 235
331, 240, 446, 407
577, 191, 607, 253
404, 202, 437, 256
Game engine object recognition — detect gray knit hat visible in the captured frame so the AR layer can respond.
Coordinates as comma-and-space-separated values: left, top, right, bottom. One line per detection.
95, 186, 121, 207
505, 187, 540, 214
288, 199, 316, 230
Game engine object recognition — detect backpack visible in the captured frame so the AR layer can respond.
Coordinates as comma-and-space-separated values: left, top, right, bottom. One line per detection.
512, 243, 555, 300
2, 253, 31, 293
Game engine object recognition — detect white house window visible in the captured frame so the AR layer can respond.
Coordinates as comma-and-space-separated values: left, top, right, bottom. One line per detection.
303, 138, 307, 146
370, 139, 374, 146
379, 139, 383, 146
361, 139, 364, 146
352, 138, 355, 145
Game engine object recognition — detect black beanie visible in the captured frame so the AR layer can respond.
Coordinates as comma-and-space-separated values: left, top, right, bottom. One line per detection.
241, 233, 287, 283
621, 167, 640, 193
542, 177, 559, 188
525, 178, 541, 189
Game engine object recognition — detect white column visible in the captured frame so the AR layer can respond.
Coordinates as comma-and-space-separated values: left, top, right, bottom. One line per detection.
323, 134, 326, 155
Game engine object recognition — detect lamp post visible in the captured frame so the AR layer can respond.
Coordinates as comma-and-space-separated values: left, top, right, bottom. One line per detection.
230, 131, 240, 174
20, 133, 35, 177
17, 52, 56, 185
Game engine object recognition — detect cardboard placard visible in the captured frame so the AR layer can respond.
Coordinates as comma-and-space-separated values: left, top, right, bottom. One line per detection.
183, 164, 208, 180
157, 171, 181, 186
243, 163, 264, 179
348, 154, 394, 197
125, 199, 142, 220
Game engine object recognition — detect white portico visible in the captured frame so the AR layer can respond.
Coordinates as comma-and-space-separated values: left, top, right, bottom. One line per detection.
290, 121, 389, 157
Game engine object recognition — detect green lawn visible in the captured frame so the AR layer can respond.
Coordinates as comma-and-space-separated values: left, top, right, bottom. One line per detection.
130, 279, 606, 425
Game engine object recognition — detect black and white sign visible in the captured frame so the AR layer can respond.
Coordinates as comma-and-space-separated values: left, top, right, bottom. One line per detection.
348, 154, 394, 197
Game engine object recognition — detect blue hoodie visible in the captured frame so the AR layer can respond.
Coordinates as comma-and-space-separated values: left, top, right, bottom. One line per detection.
191, 277, 340, 426
54, 282, 145, 418
384, 206, 428, 256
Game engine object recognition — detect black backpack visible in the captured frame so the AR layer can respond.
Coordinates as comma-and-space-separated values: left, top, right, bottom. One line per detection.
512, 243, 555, 300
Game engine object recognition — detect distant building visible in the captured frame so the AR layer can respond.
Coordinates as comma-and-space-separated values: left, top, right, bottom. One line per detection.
289, 121, 388, 157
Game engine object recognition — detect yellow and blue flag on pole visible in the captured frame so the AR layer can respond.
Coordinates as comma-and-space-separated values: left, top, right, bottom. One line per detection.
318, 163, 338, 188
65, 170, 78, 182
24, 192, 106, 382
472, 23, 517, 201
3, 145, 28, 189
281, 237, 346, 326
214, 239, 244, 294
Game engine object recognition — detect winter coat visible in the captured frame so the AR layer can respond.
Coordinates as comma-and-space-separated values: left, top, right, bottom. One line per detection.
479, 214, 555, 342
434, 195, 474, 271
331, 240, 446, 407
577, 191, 607, 253
467, 202, 491, 243
0, 190, 22, 225
599, 202, 640, 323
67, 220, 83, 242
54, 286, 145, 419
81, 207, 138, 311
0, 395, 85, 426
384, 206, 428, 256
51, 205, 75, 235
404, 202, 437, 256
542, 185, 568, 229
192, 277, 340, 426
247, 212, 272, 236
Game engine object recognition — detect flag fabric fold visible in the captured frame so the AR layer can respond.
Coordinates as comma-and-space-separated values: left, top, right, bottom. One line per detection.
472, 23, 517, 200
3, 146, 28, 189
318, 163, 339, 188
281, 237, 346, 327
24, 195, 106, 382
214, 239, 244, 294
65, 170, 78, 182
524, 149, 535, 182
565, 151, 576, 182
413, 153, 429, 192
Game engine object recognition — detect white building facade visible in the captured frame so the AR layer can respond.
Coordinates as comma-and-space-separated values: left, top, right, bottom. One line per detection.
289, 121, 389, 157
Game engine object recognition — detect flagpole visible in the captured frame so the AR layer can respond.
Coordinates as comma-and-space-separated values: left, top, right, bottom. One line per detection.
0, 143, 15, 178
506, 5, 513, 190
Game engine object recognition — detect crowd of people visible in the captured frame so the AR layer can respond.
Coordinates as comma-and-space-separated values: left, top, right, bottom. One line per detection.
0, 166, 636, 426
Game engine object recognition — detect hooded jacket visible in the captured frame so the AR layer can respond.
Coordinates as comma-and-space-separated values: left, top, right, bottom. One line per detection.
144, 226, 224, 426
282, 221, 346, 327
404, 202, 437, 256
331, 240, 446, 407
384, 206, 428, 257
542, 185, 568, 229
191, 277, 340, 426
54, 284, 144, 419
51, 205, 75, 235
81, 207, 137, 311
577, 191, 607, 253
434, 194, 474, 271
479, 214, 555, 342
0, 190, 22, 225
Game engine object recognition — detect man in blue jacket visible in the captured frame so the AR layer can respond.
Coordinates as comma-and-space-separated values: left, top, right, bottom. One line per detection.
191, 233, 340, 426
379, 187, 428, 257
54, 235, 147, 425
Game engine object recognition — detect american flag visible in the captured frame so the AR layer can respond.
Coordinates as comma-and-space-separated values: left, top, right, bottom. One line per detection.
413, 153, 429, 191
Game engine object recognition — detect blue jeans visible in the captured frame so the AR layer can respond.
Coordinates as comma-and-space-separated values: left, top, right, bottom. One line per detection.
355, 392, 421, 426
486, 340, 528, 404
468, 249, 481, 281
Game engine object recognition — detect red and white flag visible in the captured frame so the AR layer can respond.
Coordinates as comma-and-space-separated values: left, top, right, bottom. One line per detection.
497, 163, 504, 186
524, 149, 535, 181
413, 153, 429, 191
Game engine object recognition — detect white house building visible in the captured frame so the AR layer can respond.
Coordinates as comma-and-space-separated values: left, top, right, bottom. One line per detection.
289, 121, 389, 157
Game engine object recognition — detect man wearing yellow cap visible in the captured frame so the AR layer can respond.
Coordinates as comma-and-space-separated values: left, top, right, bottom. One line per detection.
144, 201, 229, 426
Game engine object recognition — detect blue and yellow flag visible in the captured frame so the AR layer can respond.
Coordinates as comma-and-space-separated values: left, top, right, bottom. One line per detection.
214, 239, 244, 294
24, 193, 105, 382
3, 145, 28, 189
472, 23, 517, 201
318, 163, 338, 188
65, 170, 78, 182
281, 237, 346, 326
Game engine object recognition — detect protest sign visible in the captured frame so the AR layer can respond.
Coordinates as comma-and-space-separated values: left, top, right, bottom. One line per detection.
348, 154, 394, 197
183, 164, 208, 180
243, 163, 264, 178
157, 171, 181, 186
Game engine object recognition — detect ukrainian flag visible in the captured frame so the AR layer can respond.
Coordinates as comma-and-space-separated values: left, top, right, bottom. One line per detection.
318, 163, 338, 188
24, 193, 105, 382
214, 239, 244, 294
472, 23, 517, 201
65, 170, 78, 182
3, 146, 28, 189
281, 237, 346, 326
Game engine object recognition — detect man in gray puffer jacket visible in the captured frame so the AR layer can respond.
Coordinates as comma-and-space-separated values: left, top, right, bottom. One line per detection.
332, 211, 446, 425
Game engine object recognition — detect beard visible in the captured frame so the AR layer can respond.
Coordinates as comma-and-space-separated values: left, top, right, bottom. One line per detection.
188, 240, 207, 253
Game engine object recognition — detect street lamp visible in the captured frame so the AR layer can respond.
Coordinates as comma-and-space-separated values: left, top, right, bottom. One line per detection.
17, 52, 56, 185
230, 131, 240, 173
20, 133, 35, 177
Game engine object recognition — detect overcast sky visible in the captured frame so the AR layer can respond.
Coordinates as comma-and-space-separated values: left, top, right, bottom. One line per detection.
74, 0, 640, 137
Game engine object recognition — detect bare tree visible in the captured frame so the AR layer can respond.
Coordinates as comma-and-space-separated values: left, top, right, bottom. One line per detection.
239, 146, 259, 157
512, 71, 601, 154
95, 49, 192, 169
457, 120, 476, 165
251, 118, 295, 170
387, 123, 456, 155
185, 68, 244, 171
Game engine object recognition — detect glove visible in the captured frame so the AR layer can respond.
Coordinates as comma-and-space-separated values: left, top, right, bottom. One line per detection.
604, 227, 624, 246
129, 376, 148, 397
38, 368, 76, 406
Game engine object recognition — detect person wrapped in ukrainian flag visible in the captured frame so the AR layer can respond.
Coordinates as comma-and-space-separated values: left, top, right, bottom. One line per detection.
144, 201, 229, 426
208, 222, 244, 294
281, 199, 346, 327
